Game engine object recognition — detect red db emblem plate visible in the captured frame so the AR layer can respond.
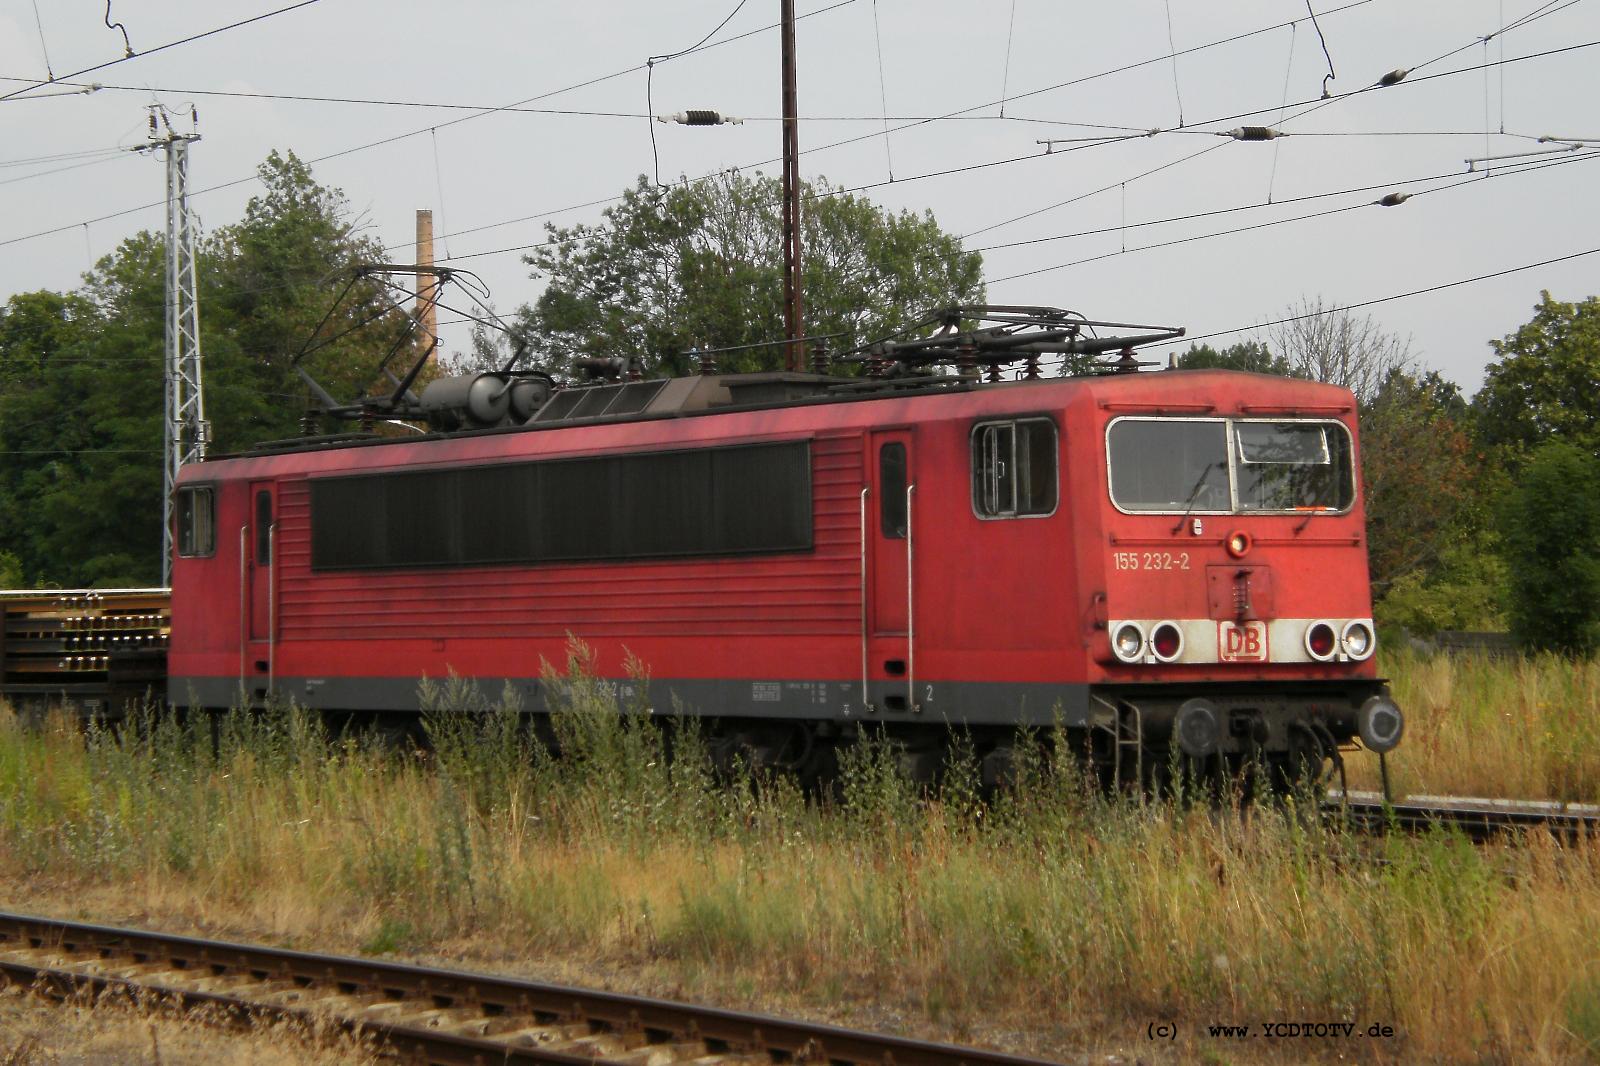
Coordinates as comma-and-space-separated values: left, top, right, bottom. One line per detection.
1218, 620, 1269, 662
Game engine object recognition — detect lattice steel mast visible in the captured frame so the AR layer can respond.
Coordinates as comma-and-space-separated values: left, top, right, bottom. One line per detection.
147, 109, 207, 584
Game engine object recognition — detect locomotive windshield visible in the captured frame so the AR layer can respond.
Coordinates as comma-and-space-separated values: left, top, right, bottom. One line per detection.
1107, 417, 1354, 514
1105, 419, 1230, 512
1233, 422, 1352, 511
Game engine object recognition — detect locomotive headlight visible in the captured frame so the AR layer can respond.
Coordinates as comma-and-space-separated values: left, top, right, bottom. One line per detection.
1112, 622, 1146, 663
1358, 694, 1404, 753
1150, 621, 1184, 663
1304, 621, 1338, 661
1341, 620, 1376, 661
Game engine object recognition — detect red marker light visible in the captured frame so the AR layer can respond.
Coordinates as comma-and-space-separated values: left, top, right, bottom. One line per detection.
1306, 622, 1337, 659
1152, 622, 1182, 661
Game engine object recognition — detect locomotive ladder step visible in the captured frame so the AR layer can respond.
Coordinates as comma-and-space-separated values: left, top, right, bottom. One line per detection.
1089, 695, 1144, 790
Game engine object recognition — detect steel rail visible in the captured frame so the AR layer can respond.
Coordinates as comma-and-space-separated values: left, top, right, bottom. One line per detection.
1325, 791, 1600, 843
0, 911, 1058, 1066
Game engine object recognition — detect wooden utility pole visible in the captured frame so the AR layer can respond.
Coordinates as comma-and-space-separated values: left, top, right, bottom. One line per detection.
415, 210, 438, 360
780, 0, 805, 372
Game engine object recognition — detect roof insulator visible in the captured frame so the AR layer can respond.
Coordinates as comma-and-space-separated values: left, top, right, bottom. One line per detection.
1376, 192, 1411, 207
659, 110, 743, 126
1224, 126, 1283, 141
1378, 68, 1410, 87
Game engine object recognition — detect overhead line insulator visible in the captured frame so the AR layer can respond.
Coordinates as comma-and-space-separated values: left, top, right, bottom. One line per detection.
659, 110, 743, 126
1222, 126, 1283, 141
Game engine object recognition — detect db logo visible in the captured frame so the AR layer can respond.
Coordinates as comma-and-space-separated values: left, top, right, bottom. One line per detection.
1218, 620, 1269, 662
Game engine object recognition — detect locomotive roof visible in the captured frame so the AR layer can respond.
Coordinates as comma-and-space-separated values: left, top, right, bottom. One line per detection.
213, 367, 1357, 465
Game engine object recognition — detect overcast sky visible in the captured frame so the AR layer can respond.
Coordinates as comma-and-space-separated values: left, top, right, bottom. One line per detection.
2, 0, 1597, 392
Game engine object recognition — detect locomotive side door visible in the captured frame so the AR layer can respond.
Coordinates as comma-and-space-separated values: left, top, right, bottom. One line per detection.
244, 481, 276, 680
864, 430, 917, 712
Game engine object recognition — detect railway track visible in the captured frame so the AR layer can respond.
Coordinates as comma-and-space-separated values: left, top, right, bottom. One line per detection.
1327, 790, 1600, 843
0, 911, 1055, 1066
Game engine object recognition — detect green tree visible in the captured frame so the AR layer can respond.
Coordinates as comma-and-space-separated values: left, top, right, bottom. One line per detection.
1175, 341, 1292, 375
0, 283, 155, 586
1475, 291, 1600, 456
1360, 369, 1504, 635
0, 151, 406, 587
1498, 438, 1600, 653
1361, 369, 1476, 595
0, 550, 21, 589
204, 150, 411, 450
518, 171, 984, 375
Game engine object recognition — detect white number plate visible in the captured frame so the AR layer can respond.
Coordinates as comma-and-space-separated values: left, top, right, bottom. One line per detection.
1111, 551, 1191, 571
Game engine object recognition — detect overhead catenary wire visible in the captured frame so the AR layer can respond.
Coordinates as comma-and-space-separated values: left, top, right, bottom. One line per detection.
644, 0, 758, 185
0, 0, 864, 252
2, 0, 1577, 275
452, 149, 1599, 354
955, 21, 1598, 246
0, 0, 1466, 268
0, 145, 125, 167
1163, 0, 1184, 126
102, 0, 134, 57
29, 0, 55, 81
981, 150, 1600, 285
805, 143, 1600, 301
1181, 245, 1600, 346
1405, 0, 1579, 75
431, 18, 1591, 261
1183, 38, 1600, 133
1305, 0, 1337, 96
0, 75, 1184, 127
0, 0, 328, 104
430, 129, 451, 261
425, 120, 1576, 268
449, 238, 1600, 378
1267, 22, 1297, 203
3, 0, 1587, 307
871, 0, 895, 180
972, 148, 1600, 262
720, 0, 1377, 183
0, 151, 136, 188
11, 0, 1376, 257
430, 131, 1149, 264
999, 0, 1018, 119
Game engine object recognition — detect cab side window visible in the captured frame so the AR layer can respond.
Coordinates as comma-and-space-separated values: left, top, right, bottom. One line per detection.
879, 442, 908, 538
972, 418, 1057, 518
177, 486, 215, 557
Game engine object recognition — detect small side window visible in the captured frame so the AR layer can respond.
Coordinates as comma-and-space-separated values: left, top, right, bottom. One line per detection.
879, 442, 907, 538
177, 486, 215, 557
255, 491, 273, 565
972, 418, 1057, 518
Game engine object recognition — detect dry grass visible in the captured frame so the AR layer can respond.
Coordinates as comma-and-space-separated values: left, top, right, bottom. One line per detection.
0, 651, 1596, 1064
1345, 648, 1600, 802
0, 982, 377, 1065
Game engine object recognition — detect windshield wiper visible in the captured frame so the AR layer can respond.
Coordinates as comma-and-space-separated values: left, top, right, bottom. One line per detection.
1172, 462, 1224, 534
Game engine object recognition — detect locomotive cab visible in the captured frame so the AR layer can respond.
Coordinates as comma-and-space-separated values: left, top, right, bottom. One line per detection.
1077, 370, 1401, 790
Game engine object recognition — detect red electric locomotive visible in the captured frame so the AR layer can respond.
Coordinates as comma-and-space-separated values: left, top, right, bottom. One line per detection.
167, 306, 1403, 789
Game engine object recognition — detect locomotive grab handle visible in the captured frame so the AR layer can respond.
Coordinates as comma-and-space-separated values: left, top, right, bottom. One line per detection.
238, 526, 247, 694
859, 487, 872, 714
907, 483, 918, 713
268, 523, 276, 696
